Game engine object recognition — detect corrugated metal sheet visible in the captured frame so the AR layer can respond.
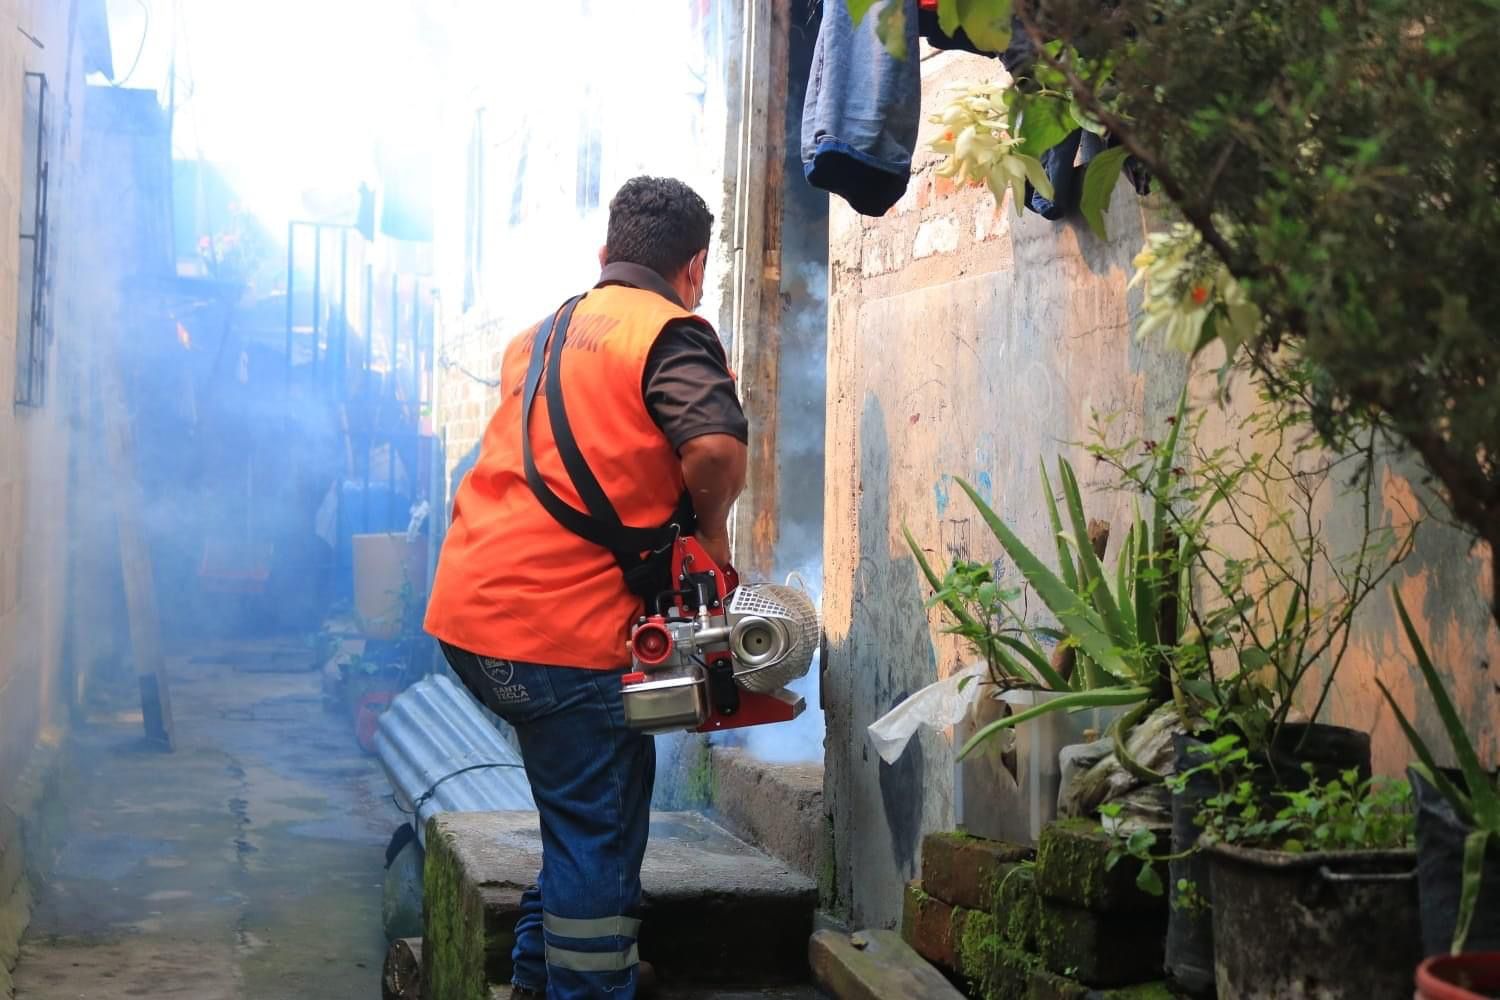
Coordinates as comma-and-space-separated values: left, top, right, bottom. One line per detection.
375, 674, 534, 844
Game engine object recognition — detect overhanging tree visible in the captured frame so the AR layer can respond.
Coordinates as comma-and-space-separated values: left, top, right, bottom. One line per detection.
863, 0, 1500, 624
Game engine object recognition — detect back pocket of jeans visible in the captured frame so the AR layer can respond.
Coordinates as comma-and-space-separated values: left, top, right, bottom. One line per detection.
476, 658, 558, 724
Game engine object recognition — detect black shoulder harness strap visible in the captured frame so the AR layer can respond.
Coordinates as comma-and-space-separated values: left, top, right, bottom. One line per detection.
520, 295, 694, 585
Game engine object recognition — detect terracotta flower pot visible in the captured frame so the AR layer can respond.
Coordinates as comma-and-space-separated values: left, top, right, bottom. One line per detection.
356, 691, 397, 754
1415, 953, 1500, 1000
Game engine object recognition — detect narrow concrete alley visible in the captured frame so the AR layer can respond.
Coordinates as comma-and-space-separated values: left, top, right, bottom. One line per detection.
15, 639, 398, 999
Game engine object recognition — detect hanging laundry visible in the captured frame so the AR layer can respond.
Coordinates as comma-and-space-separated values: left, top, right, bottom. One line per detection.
801, 0, 921, 217
915, 6, 1037, 77
1024, 128, 1153, 220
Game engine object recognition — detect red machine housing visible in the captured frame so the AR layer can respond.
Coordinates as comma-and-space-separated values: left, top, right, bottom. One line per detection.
623, 536, 801, 733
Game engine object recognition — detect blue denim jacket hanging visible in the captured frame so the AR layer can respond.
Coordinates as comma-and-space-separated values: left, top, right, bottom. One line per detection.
800, 0, 921, 218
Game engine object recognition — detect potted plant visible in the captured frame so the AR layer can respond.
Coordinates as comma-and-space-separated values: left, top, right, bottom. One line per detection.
1416, 953, 1500, 1000
1182, 745, 1421, 998
1377, 589, 1500, 959
908, 387, 1194, 749
904, 394, 1190, 842
1079, 373, 1417, 994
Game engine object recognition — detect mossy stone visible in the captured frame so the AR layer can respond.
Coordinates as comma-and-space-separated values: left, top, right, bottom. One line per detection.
1035, 820, 1166, 914
1036, 899, 1166, 988
1082, 982, 1177, 999
956, 910, 1042, 1000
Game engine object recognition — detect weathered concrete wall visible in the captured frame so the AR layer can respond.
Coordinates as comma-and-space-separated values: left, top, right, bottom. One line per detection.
821, 46, 1172, 928
821, 47, 1499, 930
0, 0, 100, 808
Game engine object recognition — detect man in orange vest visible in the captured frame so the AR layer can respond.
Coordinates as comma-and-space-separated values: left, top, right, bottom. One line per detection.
425, 176, 748, 999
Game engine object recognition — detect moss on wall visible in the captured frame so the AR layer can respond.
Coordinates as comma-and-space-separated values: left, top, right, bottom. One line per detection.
421, 817, 489, 1000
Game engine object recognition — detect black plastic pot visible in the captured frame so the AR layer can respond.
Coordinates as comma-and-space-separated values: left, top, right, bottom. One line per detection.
1208, 843, 1421, 999
1412, 767, 1500, 957
1165, 723, 1373, 998
1166, 734, 1219, 997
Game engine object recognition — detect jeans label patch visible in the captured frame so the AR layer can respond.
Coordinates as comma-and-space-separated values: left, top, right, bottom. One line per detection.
481, 658, 532, 706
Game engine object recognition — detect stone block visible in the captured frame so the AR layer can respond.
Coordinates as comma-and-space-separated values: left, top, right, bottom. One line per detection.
425, 811, 816, 997
1028, 967, 1090, 1000
809, 928, 966, 1000
998, 869, 1041, 952
901, 881, 958, 971
1036, 899, 1166, 988
708, 747, 824, 879
1083, 983, 1176, 1000
951, 919, 1037, 1000
1035, 821, 1165, 913
921, 831, 1032, 912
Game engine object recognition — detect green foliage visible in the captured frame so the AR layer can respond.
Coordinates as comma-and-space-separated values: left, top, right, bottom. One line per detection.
908, 390, 1190, 759
1013, 0, 1500, 623
1078, 146, 1128, 239
1182, 743, 1415, 853
1103, 738, 1415, 898
1084, 374, 1417, 751
1377, 587, 1500, 953
1099, 804, 1168, 896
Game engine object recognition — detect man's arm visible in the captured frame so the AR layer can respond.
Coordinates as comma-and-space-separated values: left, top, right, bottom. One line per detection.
679, 434, 747, 567
642, 320, 750, 569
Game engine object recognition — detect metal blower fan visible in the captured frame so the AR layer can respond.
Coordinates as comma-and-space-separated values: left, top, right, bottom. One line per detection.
725, 583, 820, 693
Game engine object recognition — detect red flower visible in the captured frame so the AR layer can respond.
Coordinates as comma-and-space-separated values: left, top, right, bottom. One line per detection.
1191, 284, 1210, 305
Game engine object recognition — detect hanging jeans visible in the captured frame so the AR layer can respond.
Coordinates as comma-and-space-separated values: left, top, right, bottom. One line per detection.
441, 642, 655, 1000
800, 0, 921, 217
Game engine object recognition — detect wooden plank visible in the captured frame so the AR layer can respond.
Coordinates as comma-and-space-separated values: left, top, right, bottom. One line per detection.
730, 0, 791, 579
809, 928, 967, 1000
101, 362, 175, 749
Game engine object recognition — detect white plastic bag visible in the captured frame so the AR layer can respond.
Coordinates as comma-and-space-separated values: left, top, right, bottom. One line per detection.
867, 662, 990, 764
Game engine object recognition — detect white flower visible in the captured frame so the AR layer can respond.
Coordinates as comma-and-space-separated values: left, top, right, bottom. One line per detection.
1130, 221, 1262, 354
929, 82, 1053, 216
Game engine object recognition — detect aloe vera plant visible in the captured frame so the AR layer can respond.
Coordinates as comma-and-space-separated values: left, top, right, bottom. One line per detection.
1377, 589, 1500, 954
906, 390, 1189, 761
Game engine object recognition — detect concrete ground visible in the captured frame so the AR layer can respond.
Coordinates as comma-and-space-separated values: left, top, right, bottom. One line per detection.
15, 637, 400, 999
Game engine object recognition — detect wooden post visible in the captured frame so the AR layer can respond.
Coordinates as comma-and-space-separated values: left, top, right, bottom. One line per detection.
101, 361, 175, 749
729, 0, 791, 581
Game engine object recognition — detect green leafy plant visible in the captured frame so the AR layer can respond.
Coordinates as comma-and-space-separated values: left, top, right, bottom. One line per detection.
1191, 757, 1415, 855
1377, 588, 1500, 954
1104, 736, 1414, 896
907, 387, 1191, 760
865, 0, 1500, 635
1084, 376, 1417, 760
1004, 0, 1500, 630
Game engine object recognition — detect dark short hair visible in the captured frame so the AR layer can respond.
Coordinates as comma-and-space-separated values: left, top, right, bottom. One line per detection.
604, 176, 714, 278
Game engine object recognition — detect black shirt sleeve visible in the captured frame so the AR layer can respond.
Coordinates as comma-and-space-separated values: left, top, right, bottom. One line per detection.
642, 320, 749, 452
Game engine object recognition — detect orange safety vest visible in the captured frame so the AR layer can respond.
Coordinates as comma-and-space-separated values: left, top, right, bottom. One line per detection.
425, 284, 718, 669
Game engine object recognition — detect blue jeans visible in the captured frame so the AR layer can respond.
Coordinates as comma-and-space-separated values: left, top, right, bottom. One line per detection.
441, 643, 654, 999
800, 0, 920, 217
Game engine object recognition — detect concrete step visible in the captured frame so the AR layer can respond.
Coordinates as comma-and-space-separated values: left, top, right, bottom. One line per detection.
491, 988, 822, 999
425, 811, 818, 999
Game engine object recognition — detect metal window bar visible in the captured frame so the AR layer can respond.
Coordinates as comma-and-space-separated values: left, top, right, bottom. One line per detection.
15, 72, 49, 408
